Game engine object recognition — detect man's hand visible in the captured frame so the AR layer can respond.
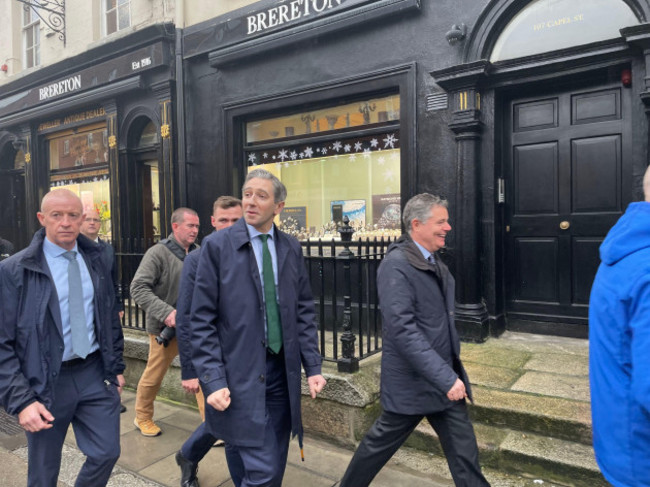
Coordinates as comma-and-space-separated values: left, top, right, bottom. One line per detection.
164, 309, 177, 327
118, 311, 125, 320
116, 374, 126, 395
207, 388, 231, 411
446, 378, 467, 402
182, 378, 200, 394
307, 374, 327, 399
18, 402, 54, 433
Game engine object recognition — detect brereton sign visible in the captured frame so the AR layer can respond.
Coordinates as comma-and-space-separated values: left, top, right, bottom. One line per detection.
39, 75, 82, 101
246, 0, 343, 35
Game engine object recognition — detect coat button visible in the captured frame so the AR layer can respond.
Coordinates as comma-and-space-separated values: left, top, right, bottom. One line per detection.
259, 374, 265, 382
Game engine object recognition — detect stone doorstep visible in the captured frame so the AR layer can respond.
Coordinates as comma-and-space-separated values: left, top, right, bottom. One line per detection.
469, 386, 593, 445
407, 421, 606, 487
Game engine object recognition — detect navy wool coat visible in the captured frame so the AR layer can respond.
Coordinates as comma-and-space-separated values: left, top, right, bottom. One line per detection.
0, 229, 125, 416
377, 234, 472, 415
189, 218, 322, 447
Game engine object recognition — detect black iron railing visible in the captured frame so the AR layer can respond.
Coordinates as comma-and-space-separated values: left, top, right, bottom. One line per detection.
115, 229, 396, 369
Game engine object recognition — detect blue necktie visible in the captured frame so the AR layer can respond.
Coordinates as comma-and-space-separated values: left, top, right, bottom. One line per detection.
63, 251, 91, 359
260, 235, 282, 353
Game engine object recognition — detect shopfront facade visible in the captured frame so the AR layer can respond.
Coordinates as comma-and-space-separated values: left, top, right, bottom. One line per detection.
0, 24, 178, 255
179, 0, 650, 340
3, 1, 650, 340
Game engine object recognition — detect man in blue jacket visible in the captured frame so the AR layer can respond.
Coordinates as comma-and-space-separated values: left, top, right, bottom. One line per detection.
175, 196, 243, 487
0, 189, 125, 486
340, 193, 489, 487
190, 169, 326, 487
589, 166, 650, 486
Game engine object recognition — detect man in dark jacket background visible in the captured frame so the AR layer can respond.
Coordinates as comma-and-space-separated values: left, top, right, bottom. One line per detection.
0, 189, 125, 486
340, 193, 489, 487
80, 207, 127, 414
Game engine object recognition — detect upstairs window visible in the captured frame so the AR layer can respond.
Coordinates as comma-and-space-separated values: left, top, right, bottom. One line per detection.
103, 0, 131, 36
22, 6, 40, 69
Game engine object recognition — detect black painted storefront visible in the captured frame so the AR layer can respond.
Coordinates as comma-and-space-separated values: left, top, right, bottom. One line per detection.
0, 24, 179, 256
4, 1, 650, 339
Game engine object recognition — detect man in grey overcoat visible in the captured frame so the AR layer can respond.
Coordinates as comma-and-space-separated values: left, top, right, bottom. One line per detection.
340, 193, 490, 487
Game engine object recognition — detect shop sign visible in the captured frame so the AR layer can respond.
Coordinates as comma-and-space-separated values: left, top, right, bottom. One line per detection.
185, 0, 405, 58
246, 0, 343, 35
38, 107, 107, 132
0, 43, 166, 119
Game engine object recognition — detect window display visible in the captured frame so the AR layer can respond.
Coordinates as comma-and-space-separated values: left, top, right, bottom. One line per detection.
246, 93, 402, 241
48, 123, 112, 239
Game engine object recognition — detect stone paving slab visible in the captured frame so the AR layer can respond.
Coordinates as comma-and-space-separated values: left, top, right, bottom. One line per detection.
461, 342, 532, 369
512, 371, 591, 402
464, 361, 524, 389
523, 352, 589, 376
491, 331, 589, 357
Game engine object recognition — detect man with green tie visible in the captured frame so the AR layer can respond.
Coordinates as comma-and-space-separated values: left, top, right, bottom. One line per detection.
189, 169, 326, 486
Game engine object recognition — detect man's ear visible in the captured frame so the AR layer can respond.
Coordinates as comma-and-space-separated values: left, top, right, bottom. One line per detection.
37, 212, 46, 227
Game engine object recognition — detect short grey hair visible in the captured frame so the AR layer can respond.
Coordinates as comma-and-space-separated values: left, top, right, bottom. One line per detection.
243, 169, 287, 203
402, 193, 448, 233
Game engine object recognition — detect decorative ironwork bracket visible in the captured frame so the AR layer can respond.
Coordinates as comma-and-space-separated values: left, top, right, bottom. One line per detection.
16, 0, 65, 46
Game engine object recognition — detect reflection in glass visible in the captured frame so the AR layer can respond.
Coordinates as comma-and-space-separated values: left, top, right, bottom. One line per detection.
247, 140, 401, 241
246, 94, 400, 144
50, 173, 112, 239
490, 0, 639, 62
49, 127, 109, 170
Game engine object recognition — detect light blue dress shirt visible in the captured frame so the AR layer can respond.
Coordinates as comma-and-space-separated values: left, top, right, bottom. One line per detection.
43, 238, 98, 361
413, 240, 435, 263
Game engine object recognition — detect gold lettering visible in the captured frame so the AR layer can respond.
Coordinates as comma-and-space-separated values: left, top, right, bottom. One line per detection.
38, 119, 61, 131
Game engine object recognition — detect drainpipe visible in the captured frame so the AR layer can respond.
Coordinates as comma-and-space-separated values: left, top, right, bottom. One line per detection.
175, 0, 187, 206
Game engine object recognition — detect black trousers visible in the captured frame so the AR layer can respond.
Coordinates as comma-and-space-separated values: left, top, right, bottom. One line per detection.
340, 401, 490, 487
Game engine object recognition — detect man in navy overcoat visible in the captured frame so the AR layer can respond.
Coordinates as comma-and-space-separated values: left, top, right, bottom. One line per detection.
0, 189, 125, 486
190, 169, 326, 487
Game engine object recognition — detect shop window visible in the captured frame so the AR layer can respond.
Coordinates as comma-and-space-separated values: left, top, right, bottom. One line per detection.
491, 0, 639, 62
103, 0, 131, 36
245, 94, 402, 241
48, 123, 112, 239
22, 6, 40, 69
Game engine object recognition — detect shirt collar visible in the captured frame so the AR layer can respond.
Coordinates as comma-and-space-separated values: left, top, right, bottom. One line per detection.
43, 236, 79, 258
246, 223, 275, 240
412, 239, 433, 262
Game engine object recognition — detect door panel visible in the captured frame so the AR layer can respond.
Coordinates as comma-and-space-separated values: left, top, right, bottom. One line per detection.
505, 82, 631, 330
572, 135, 620, 212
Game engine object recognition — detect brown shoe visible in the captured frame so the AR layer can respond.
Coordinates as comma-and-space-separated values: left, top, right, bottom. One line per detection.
134, 418, 162, 437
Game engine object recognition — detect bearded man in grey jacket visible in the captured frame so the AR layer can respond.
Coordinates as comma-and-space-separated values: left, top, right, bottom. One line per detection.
340, 193, 489, 487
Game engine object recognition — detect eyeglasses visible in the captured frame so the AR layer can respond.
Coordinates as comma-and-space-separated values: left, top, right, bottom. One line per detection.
84, 218, 101, 223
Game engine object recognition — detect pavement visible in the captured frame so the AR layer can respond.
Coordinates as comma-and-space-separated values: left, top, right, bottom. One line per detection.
0, 389, 565, 487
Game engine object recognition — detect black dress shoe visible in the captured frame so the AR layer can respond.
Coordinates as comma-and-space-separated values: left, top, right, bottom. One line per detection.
120, 403, 127, 414
175, 450, 199, 487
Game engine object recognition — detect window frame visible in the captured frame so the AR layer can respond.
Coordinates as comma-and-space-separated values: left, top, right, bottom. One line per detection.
22, 6, 40, 69
102, 0, 131, 37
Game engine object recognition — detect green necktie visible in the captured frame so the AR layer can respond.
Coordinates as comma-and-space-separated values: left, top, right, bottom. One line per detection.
260, 234, 282, 353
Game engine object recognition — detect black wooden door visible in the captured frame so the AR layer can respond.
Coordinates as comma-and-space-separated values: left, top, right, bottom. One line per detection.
505, 82, 631, 334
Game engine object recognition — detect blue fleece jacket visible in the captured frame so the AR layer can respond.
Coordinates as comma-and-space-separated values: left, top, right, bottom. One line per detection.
589, 202, 650, 487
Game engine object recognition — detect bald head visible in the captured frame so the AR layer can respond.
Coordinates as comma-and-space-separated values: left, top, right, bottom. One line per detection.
41, 189, 83, 213
37, 189, 84, 250
644, 165, 650, 202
